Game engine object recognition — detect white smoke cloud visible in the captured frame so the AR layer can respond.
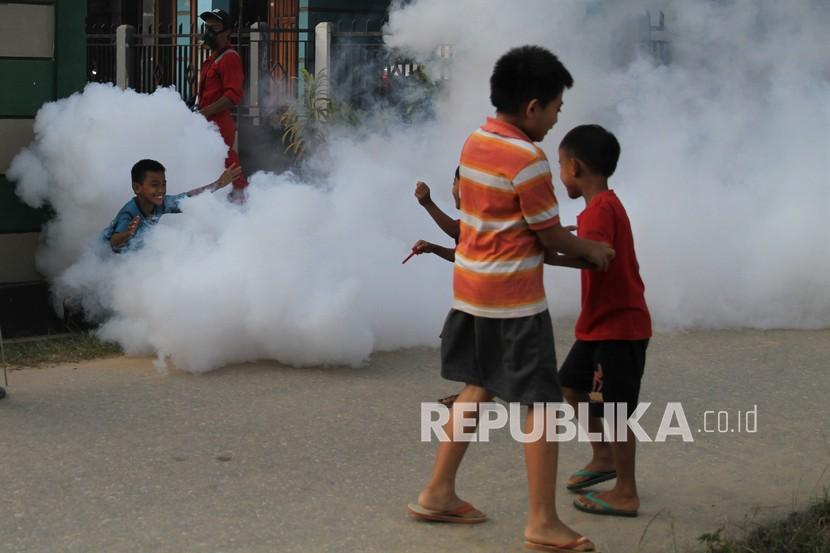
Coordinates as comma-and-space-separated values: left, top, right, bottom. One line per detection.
387, 0, 830, 329
8, 84, 228, 277
9, 84, 456, 372
8, 0, 830, 372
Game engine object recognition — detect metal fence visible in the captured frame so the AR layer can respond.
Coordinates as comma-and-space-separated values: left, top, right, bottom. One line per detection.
86, 24, 314, 114
245, 26, 314, 107
86, 24, 117, 85
130, 25, 208, 104
641, 10, 670, 65
330, 30, 432, 110
85, 22, 446, 126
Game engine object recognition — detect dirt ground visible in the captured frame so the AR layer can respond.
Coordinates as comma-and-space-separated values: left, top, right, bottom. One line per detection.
2, 323, 829, 553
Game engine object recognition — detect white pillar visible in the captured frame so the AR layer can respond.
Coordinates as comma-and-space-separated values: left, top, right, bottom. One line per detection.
115, 24, 135, 90
314, 22, 333, 103
436, 44, 453, 81
249, 22, 266, 126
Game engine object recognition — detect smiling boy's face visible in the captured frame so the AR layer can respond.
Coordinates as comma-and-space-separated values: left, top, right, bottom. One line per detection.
133, 170, 167, 206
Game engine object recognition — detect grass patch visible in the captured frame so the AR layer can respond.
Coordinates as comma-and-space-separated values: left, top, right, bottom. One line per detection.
699, 492, 830, 553
1, 333, 122, 368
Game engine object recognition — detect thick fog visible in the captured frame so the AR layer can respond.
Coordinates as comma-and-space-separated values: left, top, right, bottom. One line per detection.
9, 0, 828, 371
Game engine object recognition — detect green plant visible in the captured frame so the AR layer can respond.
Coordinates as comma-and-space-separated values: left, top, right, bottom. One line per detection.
698, 528, 733, 553
278, 68, 357, 158
2, 333, 122, 368
696, 492, 830, 553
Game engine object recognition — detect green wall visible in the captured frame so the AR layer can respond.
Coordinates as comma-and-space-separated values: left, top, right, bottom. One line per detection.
0, 0, 87, 234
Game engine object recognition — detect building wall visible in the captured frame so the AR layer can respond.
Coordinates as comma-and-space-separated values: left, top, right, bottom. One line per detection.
122, 0, 389, 29
86, 0, 141, 28
300, 0, 390, 33
0, 0, 87, 284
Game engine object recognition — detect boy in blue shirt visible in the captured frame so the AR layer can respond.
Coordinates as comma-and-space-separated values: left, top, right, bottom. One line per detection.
103, 159, 240, 252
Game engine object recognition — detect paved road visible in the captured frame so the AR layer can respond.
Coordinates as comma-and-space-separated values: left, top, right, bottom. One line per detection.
2, 323, 829, 553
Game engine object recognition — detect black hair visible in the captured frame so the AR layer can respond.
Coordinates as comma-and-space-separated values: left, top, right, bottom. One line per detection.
490, 45, 574, 114
454, 166, 460, 180
559, 125, 621, 178
131, 159, 166, 184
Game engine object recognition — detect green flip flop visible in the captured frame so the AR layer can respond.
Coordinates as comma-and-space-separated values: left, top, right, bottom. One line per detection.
566, 469, 617, 492
573, 491, 638, 518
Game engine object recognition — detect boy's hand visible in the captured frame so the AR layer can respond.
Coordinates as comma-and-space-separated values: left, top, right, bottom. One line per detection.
126, 216, 140, 237
586, 242, 615, 271
227, 187, 246, 204
216, 163, 243, 189
414, 181, 432, 206
110, 216, 140, 251
412, 240, 436, 254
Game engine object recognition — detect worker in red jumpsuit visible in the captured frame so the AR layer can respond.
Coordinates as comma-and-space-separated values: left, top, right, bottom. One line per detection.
198, 9, 248, 203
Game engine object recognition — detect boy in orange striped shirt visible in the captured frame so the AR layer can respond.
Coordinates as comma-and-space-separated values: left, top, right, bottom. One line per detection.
407, 46, 614, 552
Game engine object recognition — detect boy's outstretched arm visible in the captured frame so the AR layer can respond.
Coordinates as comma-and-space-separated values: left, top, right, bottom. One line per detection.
541, 225, 593, 269
186, 163, 243, 197
415, 181, 460, 240
543, 252, 594, 269
412, 239, 455, 262
535, 224, 615, 270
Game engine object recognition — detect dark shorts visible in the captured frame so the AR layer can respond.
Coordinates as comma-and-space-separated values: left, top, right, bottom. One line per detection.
440, 309, 562, 405
558, 339, 649, 417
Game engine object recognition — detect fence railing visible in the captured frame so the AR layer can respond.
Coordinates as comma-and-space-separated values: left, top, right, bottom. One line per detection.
130, 26, 209, 103
245, 24, 314, 120
87, 22, 445, 125
331, 30, 397, 108
640, 10, 670, 65
86, 23, 314, 124
314, 23, 450, 112
87, 24, 117, 85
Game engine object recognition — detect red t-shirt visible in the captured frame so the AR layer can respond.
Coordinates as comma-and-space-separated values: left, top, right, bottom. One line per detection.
198, 46, 244, 112
575, 190, 651, 341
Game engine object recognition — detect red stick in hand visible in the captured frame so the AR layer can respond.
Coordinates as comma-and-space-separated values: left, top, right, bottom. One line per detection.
402, 250, 417, 264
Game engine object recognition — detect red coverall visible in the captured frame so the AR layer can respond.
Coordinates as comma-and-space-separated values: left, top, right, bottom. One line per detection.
198, 45, 248, 189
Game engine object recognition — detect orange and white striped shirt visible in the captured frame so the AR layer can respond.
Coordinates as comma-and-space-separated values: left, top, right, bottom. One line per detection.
453, 117, 561, 318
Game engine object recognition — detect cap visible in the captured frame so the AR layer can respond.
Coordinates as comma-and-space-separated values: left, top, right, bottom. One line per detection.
199, 8, 233, 30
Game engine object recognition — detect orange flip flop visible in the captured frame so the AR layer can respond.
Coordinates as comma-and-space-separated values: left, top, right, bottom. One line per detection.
524, 535, 596, 552
406, 501, 487, 524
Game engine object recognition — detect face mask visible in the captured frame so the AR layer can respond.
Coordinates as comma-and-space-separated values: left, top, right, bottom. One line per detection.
201, 29, 220, 49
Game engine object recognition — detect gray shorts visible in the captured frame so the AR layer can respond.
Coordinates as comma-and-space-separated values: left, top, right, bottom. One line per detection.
440, 309, 562, 405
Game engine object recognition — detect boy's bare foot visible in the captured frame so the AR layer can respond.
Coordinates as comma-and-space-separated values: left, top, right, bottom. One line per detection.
574, 488, 639, 514
525, 522, 594, 551
417, 486, 467, 513
566, 456, 615, 489
437, 393, 459, 407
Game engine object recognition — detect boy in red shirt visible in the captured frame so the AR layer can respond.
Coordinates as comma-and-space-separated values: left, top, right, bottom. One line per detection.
556, 125, 652, 518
